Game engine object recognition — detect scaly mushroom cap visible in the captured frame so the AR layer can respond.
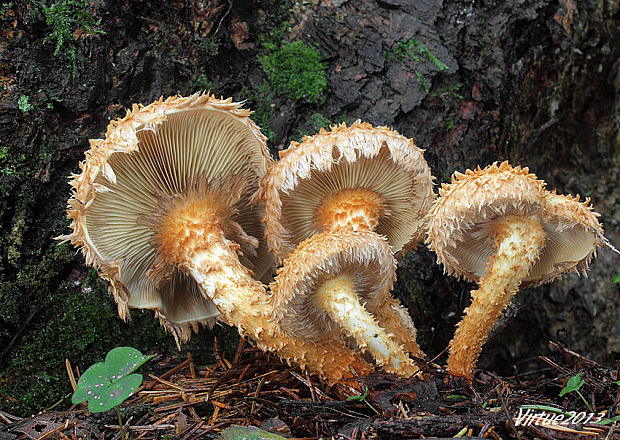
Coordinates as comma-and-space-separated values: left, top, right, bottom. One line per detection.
59, 93, 273, 341
269, 229, 396, 341
426, 161, 611, 286
257, 121, 435, 261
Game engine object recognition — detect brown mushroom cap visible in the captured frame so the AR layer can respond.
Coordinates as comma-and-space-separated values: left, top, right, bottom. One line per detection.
269, 229, 396, 340
257, 121, 435, 261
60, 93, 273, 340
427, 161, 611, 286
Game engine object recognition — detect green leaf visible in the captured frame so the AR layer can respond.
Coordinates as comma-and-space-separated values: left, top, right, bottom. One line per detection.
347, 388, 369, 402
520, 404, 573, 417
615, 380, 620, 386
71, 346, 152, 412
105, 346, 153, 380
87, 374, 143, 413
221, 425, 287, 440
559, 373, 585, 397
613, 272, 620, 283
71, 362, 108, 404
446, 395, 468, 400
597, 415, 620, 425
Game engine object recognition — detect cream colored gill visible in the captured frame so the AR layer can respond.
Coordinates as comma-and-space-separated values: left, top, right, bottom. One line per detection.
279, 147, 426, 252
444, 218, 597, 281
277, 244, 394, 340
156, 271, 220, 323
84, 109, 264, 312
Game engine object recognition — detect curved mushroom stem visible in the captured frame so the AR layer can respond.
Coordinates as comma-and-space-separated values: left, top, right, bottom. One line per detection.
369, 297, 426, 361
317, 188, 426, 368
447, 215, 545, 378
314, 274, 419, 376
147, 176, 371, 383
188, 241, 372, 382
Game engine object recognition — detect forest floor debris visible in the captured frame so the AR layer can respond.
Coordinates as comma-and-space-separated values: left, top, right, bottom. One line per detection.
1, 339, 618, 439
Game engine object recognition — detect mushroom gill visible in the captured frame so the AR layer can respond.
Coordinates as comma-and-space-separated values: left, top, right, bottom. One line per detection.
258, 121, 434, 375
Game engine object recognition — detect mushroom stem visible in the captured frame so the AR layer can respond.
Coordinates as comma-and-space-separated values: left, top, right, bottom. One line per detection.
317, 188, 385, 232
146, 176, 371, 382
314, 274, 419, 376
316, 188, 426, 364
187, 238, 373, 382
370, 297, 426, 360
447, 215, 546, 378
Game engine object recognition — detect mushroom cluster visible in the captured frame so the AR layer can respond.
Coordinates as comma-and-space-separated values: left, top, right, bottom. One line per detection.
257, 122, 434, 375
60, 93, 372, 383
61, 93, 618, 383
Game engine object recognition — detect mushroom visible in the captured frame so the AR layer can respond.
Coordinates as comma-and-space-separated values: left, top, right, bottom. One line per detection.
426, 161, 618, 378
60, 93, 371, 382
259, 121, 435, 259
258, 121, 435, 373
271, 229, 417, 375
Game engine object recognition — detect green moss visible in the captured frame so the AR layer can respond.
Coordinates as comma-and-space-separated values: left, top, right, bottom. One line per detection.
238, 21, 327, 144
18, 95, 33, 114
386, 35, 449, 93
0, 262, 177, 416
259, 41, 327, 105
415, 71, 429, 93
193, 73, 214, 91
42, 0, 106, 78
388, 36, 449, 70
197, 37, 219, 56
431, 84, 464, 100
239, 84, 276, 143
430, 83, 463, 131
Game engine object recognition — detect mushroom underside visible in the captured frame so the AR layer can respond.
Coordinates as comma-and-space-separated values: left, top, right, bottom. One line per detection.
82, 109, 272, 321
444, 219, 596, 283
279, 148, 429, 252
271, 230, 421, 376
280, 260, 388, 339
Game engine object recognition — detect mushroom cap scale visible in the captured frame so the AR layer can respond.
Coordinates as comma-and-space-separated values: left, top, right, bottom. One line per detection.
269, 229, 396, 341
59, 93, 273, 341
426, 161, 611, 286
257, 121, 435, 261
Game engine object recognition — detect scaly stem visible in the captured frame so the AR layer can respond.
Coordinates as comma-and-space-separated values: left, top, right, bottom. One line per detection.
317, 188, 425, 370
370, 297, 426, 361
447, 215, 545, 378
148, 176, 371, 382
314, 274, 418, 376
188, 237, 373, 383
